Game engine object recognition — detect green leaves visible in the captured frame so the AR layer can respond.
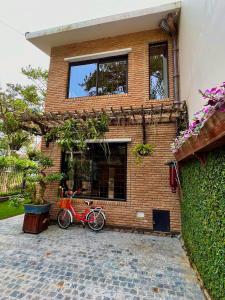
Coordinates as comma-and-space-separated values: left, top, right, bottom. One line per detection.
27, 150, 53, 169
0, 66, 48, 154
46, 114, 109, 153
0, 156, 37, 171
27, 173, 62, 184
44, 173, 63, 183
21, 65, 48, 98
181, 149, 225, 300
131, 143, 154, 164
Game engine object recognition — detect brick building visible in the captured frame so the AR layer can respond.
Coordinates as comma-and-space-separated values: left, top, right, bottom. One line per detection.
26, 1, 185, 232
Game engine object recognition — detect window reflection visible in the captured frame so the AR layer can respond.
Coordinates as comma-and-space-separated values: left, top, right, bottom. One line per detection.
68, 56, 128, 98
149, 43, 169, 99
98, 60, 127, 95
61, 143, 127, 201
68, 63, 97, 98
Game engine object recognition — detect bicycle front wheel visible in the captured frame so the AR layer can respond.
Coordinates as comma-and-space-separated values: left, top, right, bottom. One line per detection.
57, 209, 71, 229
87, 210, 105, 231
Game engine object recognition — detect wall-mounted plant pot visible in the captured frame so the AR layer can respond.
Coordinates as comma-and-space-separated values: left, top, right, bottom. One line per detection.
174, 111, 225, 162
23, 203, 51, 234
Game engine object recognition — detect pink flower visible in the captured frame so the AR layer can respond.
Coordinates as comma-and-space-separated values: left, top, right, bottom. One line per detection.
205, 87, 217, 94
171, 81, 225, 153
203, 107, 210, 113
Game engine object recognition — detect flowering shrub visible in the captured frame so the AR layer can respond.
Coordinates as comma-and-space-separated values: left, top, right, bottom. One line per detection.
171, 82, 225, 153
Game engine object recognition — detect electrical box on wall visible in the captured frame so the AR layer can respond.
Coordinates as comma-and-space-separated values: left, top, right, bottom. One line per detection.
153, 210, 170, 232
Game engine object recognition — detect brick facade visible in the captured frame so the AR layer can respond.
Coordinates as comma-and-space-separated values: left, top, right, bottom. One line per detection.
43, 29, 181, 232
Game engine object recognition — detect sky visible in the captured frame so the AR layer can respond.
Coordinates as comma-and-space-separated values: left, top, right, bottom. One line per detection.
0, 0, 172, 87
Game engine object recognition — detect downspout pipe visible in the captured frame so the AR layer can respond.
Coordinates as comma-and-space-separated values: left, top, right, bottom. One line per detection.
159, 13, 180, 103
172, 35, 180, 103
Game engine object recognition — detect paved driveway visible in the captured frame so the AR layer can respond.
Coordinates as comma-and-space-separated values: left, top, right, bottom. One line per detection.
0, 215, 204, 300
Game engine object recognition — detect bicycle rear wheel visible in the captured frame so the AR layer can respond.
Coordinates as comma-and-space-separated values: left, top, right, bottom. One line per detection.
87, 210, 105, 231
57, 209, 71, 229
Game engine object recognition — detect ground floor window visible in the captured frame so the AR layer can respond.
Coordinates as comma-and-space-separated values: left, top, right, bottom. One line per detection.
61, 143, 127, 201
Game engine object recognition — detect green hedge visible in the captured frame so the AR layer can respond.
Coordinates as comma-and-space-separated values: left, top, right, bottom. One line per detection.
180, 148, 225, 300
0, 190, 21, 197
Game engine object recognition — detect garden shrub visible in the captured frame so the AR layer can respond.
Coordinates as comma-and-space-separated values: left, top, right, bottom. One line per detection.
0, 190, 21, 197
180, 148, 225, 300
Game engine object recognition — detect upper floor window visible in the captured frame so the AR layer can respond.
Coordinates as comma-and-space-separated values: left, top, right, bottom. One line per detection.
149, 42, 169, 100
67, 55, 128, 98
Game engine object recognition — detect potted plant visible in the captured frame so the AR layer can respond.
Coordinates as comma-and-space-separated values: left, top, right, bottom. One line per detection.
131, 143, 154, 164
22, 150, 62, 234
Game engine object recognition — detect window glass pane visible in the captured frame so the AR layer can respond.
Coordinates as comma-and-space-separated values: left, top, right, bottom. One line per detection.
67, 56, 128, 98
68, 63, 97, 97
149, 43, 168, 99
98, 59, 127, 95
61, 143, 127, 201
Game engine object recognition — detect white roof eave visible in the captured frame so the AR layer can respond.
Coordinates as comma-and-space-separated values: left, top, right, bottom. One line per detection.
25, 1, 181, 55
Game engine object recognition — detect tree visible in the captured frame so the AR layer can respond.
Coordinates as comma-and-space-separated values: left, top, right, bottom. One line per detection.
44, 115, 109, 190
0, 66, 48, 155
26, 150, 62, 204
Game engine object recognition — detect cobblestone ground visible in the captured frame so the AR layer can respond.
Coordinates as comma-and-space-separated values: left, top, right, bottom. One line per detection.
0, 215, 205, 300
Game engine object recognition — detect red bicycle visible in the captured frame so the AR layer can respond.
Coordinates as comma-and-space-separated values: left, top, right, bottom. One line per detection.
57, 198, 106, 231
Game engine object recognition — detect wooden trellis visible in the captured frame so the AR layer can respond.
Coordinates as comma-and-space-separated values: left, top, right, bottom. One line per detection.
19, 101, 188, 136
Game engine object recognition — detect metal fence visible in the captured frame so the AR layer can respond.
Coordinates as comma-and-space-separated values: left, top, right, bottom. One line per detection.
0, 168, 23, 193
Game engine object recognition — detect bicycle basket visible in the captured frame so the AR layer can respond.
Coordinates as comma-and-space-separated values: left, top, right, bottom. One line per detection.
59, 199, 71, 209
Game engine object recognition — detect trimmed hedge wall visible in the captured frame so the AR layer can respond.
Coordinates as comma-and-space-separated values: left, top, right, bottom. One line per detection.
180, 148, 225, 300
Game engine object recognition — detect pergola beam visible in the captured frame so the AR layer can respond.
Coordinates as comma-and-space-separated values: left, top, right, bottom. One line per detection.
18, 101, 188, 135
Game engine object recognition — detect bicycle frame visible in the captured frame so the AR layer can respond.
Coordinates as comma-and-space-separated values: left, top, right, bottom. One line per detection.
60, 199, 105, 224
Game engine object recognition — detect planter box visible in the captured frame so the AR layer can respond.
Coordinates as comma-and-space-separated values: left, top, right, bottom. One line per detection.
23, 212, 49, 234
23, 203, 51, 234
174, 111, 225, 162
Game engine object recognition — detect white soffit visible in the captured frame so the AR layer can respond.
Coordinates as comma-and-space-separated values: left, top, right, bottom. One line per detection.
64, 48, 132, 62
25, 1, 181, 55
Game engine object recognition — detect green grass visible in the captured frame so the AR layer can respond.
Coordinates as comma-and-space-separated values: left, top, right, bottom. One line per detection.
0, 200, 25, 220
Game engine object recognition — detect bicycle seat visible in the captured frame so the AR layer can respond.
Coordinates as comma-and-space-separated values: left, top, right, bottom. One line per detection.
84, 200, 93, 206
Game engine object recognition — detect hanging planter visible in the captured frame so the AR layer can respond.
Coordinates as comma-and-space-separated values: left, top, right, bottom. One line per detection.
131, 143, 154, 164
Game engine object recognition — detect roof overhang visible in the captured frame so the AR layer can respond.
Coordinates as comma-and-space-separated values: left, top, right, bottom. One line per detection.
25, 1, 181, 55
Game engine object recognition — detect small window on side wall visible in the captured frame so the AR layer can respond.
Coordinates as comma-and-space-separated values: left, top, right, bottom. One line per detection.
149, 42, 169, 100
67, 55, 128, 98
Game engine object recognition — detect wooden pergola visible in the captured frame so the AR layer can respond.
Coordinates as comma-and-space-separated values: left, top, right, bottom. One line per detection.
19, 101, 188, 136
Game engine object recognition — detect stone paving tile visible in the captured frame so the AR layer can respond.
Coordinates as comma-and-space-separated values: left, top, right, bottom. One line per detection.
0, 215, 205, 300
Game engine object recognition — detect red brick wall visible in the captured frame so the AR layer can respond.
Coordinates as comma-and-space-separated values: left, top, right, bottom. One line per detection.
43, 29, 181, 232
43, 123, 180, 232
45, 29, 174, 113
